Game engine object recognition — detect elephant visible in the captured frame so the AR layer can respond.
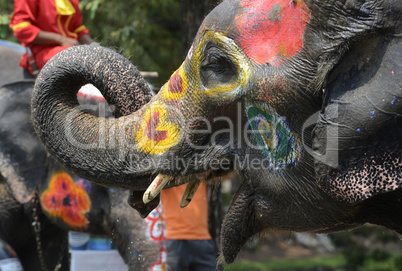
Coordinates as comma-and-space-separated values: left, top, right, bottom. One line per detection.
31, 0, 401, 265
0, 238, 23, 270
0, 41, 166, 271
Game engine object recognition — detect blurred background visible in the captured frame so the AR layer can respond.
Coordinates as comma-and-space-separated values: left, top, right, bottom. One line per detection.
1, 1, 401, 270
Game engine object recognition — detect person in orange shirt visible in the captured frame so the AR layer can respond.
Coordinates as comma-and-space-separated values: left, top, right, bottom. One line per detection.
9, 0, 94, 75
161, 182, 217, 271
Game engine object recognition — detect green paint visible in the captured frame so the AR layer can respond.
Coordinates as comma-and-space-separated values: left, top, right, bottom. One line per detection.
246, 102, 300, 169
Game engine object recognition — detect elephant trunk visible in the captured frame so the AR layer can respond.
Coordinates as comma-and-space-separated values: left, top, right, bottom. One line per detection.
219, 181, 263, 264
106, 189, 161, 270
31, 45, 153, 190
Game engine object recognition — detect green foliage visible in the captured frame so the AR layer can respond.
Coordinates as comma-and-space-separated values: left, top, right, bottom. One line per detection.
330, 225, 401, 270
79, 0, 182, 86
393, 255, 402, 269
223, 255, 346, 271
0, 0, 14, 40
225, 254, 402, 271
0, 0, 183, 87
225, 225, 402, 271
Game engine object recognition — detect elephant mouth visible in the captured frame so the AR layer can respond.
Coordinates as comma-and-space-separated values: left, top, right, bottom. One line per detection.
128, 170, 234, 218
127, 190, 161, 218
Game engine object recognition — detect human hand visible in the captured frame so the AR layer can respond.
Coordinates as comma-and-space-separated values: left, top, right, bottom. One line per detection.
59, 36, 80, 47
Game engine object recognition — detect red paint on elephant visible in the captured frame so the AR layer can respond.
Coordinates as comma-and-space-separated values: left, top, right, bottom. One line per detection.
41, 171, 91, 229
145, 112, 168, 142
168, 69, 184, 94
235, 0, 310, 66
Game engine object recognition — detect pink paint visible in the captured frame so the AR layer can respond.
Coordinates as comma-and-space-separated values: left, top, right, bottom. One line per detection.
168, 69, 184, 94
235, 0, 310, 66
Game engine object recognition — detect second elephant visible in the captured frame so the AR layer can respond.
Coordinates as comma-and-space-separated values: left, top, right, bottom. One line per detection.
0, 41, 165, 271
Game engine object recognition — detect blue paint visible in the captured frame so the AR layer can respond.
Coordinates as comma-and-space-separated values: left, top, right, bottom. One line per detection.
370, 111, 375, 114
391, 97, 395, 104
245, 102, 300, 170
357, 128, 361, 132
76, 178, 92, 193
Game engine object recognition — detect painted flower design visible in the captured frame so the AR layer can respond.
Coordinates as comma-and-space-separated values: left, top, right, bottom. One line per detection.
41, 170, 91, 229
246, 102, 300, 169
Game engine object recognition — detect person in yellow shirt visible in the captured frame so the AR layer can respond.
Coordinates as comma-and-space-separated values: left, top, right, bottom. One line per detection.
161, 182, 217, 271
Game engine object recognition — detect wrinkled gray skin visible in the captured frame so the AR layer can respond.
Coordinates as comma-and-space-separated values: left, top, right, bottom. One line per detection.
31, 0, 401, 264
0, 42, 160, 270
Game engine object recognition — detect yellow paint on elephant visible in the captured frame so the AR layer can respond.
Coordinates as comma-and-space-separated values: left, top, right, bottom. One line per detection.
161, 64, 188, 101
258, 119, 278, 150
191, 31, 252, 102
136, 101, 181, 155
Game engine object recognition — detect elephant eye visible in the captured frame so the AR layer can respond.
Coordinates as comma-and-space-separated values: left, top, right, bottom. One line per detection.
200, 44, 237, 89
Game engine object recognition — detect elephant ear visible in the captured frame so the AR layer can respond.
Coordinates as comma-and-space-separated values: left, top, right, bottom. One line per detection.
0, 84, 46, 203
313, 33, 401, 204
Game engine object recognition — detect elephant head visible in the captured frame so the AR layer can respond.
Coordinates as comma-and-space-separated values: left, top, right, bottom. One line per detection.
31, 0, 401, 264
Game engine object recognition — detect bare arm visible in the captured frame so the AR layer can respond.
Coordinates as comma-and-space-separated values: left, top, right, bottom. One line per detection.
78, 34, 94, 45
32, 30, 80, 46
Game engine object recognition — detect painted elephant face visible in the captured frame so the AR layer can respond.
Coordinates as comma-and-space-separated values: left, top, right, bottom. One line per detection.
31, 0, 401, 264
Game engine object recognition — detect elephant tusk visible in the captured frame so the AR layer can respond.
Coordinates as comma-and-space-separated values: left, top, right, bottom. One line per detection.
143, 174, 173, 204
180, 180, 202, 208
